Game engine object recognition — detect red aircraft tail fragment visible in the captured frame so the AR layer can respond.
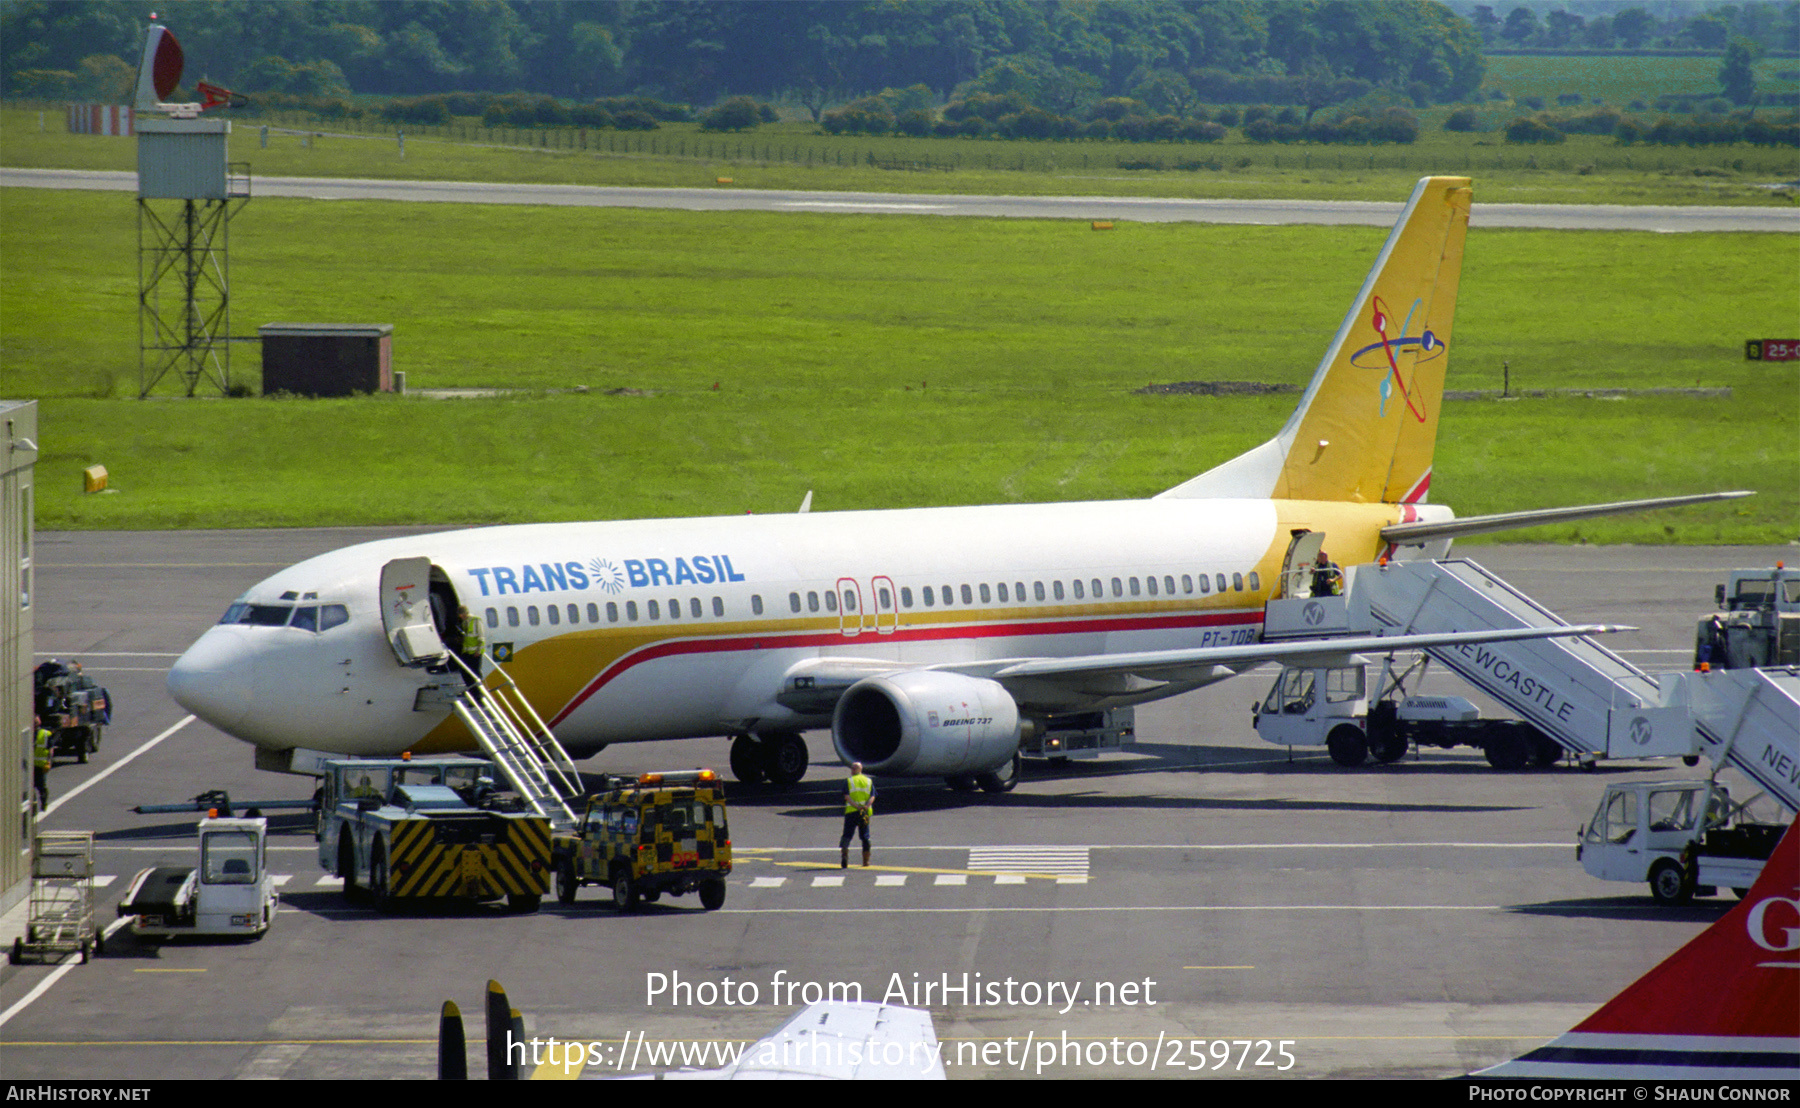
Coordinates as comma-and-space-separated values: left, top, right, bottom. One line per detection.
1478, 819, 1799, 1079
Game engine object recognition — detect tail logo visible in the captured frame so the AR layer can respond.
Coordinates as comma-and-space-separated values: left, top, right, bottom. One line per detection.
1747, 894, 1800, 956
1353, 295, 1441, 422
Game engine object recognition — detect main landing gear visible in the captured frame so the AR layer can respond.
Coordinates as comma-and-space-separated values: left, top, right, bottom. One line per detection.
729, 732, 810, 788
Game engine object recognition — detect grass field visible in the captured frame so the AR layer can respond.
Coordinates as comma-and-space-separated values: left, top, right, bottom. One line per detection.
3, 184, 1794, 543
5, 105, 1797, 207
1484, 54, 1800, 108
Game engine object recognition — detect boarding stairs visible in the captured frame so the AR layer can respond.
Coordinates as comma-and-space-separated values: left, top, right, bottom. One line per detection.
1658, 665, 1800, 813
1273, 558, 1797, 807
1342, 558, 1662, 762
448, 655, 581, 832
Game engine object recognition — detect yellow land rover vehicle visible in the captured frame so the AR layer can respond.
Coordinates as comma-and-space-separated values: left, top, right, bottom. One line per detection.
552, 770, 731, 911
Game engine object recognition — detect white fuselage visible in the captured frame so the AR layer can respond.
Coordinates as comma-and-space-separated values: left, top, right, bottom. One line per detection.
169, 495, 1399, 759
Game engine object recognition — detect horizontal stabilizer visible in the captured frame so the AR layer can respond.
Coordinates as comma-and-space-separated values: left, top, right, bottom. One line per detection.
1381, 491, 1754, 544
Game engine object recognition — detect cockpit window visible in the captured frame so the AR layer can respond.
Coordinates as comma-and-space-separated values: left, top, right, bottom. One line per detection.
218, 603, 294, 626
219, 600, 349, 631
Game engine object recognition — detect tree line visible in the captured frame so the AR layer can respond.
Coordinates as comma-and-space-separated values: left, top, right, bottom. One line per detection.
3, 0, 1485, 110
1459, 2, 1794, 56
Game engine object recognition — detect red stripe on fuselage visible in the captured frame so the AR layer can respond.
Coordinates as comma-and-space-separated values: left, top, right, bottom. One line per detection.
548, 607, 1264, 726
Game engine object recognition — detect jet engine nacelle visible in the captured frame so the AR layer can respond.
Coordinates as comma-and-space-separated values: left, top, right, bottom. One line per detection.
832, 670, 1020, 776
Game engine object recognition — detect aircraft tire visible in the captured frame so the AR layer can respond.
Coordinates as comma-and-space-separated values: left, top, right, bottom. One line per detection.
760, 732, 809, 787
1326, 725, 1368, 768
1649, 859, 1694, 906
729, 734, 766, 785
977, 754, 1021, 793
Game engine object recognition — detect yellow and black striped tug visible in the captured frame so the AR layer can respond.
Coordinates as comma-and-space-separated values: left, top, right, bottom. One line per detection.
317, 755, 552, 913
552, 769, 732, 912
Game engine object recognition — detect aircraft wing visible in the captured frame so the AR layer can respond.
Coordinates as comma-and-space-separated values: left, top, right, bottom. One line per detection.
963, 624, 1627, 684
784, 624, 1628, 712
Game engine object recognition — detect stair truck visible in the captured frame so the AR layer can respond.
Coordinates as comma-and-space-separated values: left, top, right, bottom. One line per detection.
1252, 654, 1563, 770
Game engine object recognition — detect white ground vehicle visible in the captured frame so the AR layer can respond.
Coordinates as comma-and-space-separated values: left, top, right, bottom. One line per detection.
116, 815, 278, 939
1577, 780, 1786, 905
1252, 657, 1561, 770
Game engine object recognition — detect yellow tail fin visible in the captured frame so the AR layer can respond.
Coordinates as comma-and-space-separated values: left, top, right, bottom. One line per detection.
1160, 176, 1472, 505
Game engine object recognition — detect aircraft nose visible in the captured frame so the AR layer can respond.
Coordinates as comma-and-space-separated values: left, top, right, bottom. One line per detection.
167, 627, 256, 731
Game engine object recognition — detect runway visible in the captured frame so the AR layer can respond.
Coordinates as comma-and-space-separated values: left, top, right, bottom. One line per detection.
5, 167, 1796, 232
3, 530, 1789, 1079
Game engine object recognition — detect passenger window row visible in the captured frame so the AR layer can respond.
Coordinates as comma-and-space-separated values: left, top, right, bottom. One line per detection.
893, 570, 1259, 610
487, 593, 767, 630
481, 568, 1264, 633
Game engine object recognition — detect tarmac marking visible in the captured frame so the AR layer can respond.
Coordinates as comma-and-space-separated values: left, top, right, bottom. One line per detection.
969, 847, 1090, 880
1, 1038, 436, 1047
714, 904, 1530, 914
767, 859, 1067, 880
733, 842, 1569, 852
875, 875, 907, 886
33, 652, 183, 657
42, 715, 195, 819
811, 876, 845, 888
0, 919, 132, 1030
36, 563, 294, 569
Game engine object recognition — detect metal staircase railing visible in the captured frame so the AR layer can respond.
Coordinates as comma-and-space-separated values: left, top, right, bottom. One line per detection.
448, 654, 580, 831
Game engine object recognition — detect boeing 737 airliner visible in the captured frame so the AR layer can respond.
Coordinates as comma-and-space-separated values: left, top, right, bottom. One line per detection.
166, 176, 1742, 791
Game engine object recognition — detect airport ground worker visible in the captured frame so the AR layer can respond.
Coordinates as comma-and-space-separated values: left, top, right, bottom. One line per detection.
840, 762, 874, 868
32, 715, 52, 810
456, 606, 485, 685
1312, 550, 1343, 596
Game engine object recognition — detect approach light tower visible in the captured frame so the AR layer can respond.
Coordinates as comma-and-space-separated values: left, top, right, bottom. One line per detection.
134, 23, 250, 397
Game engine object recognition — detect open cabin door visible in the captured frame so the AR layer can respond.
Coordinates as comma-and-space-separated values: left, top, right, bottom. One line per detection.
1278, 530, 1327, 600
380, 557, 449, 667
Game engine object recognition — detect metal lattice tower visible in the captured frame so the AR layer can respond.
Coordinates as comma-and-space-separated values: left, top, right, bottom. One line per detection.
135, 116, 249, 397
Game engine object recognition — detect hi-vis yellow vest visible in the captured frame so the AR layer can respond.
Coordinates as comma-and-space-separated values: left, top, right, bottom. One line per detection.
845, 774, 873, 815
